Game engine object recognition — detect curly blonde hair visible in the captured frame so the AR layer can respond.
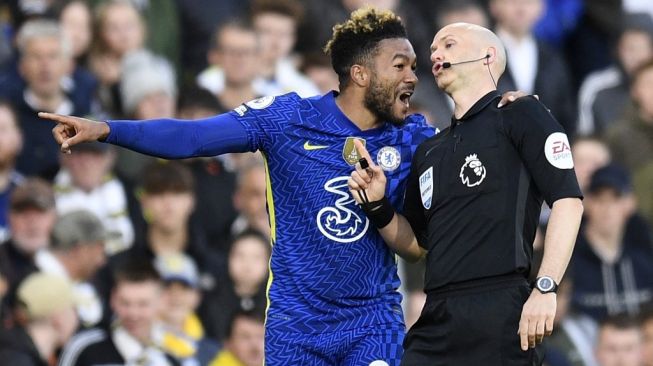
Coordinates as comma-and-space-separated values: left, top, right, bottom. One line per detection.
324, 7, 406, 86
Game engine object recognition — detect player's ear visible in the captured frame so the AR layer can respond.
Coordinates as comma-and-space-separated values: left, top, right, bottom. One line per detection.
350, 64, 369, 87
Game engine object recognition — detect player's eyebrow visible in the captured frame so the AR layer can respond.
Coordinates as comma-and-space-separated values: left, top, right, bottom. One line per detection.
392, 53, 414, 62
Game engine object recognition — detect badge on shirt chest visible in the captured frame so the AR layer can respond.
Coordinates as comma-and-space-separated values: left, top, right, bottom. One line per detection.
342, 137, 366, 165
377, 146, 401, 171
460, 154, 486, 187
419, 167, 433, 209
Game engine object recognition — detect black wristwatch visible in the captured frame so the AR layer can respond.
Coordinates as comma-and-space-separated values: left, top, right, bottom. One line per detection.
534, 276, 558, 294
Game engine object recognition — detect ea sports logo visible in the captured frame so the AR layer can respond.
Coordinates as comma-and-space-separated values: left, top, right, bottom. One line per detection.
459, 154, 486, 187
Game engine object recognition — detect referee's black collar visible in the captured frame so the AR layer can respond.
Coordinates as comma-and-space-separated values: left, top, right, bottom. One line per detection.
452, 90, 501, 123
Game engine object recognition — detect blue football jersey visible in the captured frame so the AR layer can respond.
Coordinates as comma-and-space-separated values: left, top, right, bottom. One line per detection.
230, 92, 434, 333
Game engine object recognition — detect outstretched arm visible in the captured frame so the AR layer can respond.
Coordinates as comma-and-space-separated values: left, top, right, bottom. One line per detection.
39, 112, 251, 158
348, 139, 424, 262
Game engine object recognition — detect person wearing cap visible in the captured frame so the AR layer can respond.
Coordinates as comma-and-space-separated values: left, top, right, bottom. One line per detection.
54, 140, 134, 254
568, 164, 653, 322
155, 252, 220, 365
0, 272, 78, 366
0, 99, 25, 243
33, 210, 107, 328
59, 259, 180, 366
0, 178, 56, 323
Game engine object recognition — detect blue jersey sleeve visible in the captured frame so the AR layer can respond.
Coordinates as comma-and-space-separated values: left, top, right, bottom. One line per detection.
228, 94, 302, 153
104, 113, 250, 159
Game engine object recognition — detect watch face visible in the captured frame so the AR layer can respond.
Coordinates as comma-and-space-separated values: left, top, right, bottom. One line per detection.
538, 277, 553, 291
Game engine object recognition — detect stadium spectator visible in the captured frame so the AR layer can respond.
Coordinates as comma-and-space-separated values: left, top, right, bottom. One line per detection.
175, 0, 251, 80
249, 0, 319, 97
54, 141, 133, 254
200, 229, 269, 341
53, 0, 99, 119
0, 273, 78, 366
436, 0, 490, 29
114, 50, 177, 181
88, 0, 147, 117
571, 136, 612, 194
231, 161, 269, 239
491, 0, 577, 135
0, 178, 56, 322
34, 210, 108, 328
87, 0, 180, 72
155, 252, 220, 365
176, 88, 238, 252
0, 100, 24, 243
95, 161, 224, 318
58, 259, 178, 365
577, 13, 653, 136
565, 0, 625, 86
604, 59, 653, 226
209, 310, 265, 366
58, 0, 93, 64
0, 19, 89, 178
300, 51, 340, 94
595, 313, 643, 366
209, 20, 262, 112
569, 164, 653, 321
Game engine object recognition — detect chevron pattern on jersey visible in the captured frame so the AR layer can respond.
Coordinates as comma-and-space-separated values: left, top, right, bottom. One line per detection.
265, 323, 404, 366
232, 92, 434, 335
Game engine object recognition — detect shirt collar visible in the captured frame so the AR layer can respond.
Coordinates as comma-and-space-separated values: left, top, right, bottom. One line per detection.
454, 90, 502, 123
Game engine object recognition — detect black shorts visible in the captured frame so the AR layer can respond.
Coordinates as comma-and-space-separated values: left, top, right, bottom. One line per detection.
401, 275, 543, 366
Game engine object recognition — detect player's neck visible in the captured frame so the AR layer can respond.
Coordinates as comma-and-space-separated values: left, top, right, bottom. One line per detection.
335, 89, 381, 130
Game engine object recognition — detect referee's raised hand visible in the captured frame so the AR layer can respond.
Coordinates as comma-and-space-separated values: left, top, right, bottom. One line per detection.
39, 112, 111, 154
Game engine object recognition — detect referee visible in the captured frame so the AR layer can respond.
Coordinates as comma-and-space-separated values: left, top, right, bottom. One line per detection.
348, 23, 583, 365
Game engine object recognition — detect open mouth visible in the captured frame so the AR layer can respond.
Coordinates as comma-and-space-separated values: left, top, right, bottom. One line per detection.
398, 90, 413, 109
433, 63, 443, 74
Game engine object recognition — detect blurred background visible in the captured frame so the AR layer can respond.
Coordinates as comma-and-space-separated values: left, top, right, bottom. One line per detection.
0, 0, 652, 365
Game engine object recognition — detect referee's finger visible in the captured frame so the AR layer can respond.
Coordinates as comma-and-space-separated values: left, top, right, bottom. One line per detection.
350, 170, 369, 189
545, 316, 554, 336
535, 317, 545, 344
528, 318, 537, 348
518, 318, 529, 351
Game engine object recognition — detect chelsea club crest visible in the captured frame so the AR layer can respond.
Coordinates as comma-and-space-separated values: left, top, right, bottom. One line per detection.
377, 146, 401, 171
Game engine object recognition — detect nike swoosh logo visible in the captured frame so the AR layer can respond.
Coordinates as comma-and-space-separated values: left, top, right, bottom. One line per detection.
303, 141, 329, 150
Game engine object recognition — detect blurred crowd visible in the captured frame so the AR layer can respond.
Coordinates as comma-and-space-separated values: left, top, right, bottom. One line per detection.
0, 0, 651, 365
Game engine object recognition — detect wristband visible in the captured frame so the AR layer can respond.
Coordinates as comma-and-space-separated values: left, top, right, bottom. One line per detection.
361, 196, 395, 229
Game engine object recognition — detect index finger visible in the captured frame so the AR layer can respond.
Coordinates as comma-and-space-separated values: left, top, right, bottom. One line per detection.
38, 112, 75, 125
353, 139, 375, 168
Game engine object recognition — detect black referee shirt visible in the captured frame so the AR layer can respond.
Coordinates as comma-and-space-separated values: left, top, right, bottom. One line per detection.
404, 91, 582, 292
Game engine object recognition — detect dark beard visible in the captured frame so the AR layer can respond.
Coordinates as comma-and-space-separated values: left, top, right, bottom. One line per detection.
364, 76, 405, 126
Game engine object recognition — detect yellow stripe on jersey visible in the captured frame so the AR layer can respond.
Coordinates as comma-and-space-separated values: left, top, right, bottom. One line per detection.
262, 152, 275, 333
